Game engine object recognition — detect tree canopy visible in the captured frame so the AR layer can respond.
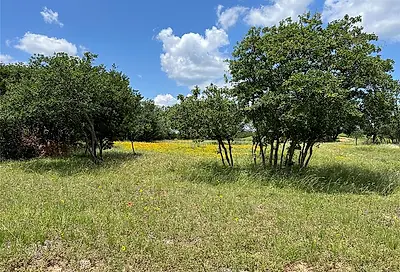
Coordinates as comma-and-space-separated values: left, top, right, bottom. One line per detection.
0, 53, 141, 162
228, 13, 398, 169
170, 84, 243, 166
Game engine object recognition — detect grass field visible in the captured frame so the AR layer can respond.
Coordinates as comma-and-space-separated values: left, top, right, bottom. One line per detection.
1, 140, 400, 271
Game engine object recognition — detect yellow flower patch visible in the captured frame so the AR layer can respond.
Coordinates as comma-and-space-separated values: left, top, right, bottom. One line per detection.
114, 141, 252, 158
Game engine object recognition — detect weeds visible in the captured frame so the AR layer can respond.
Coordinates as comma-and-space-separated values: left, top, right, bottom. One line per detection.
1, 141, 399, 271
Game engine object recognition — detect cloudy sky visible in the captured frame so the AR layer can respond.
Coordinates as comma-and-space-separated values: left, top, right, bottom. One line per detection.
1, 0, 400, 106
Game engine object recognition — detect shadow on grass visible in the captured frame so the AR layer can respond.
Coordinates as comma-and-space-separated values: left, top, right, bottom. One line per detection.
185, 161, 399, 195
14, 149, 399, 195
18, 151, 142, 176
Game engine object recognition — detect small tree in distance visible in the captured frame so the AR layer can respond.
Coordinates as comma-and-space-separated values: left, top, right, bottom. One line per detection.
350, 127, 364, 145
171, 84, 243, 167
124, 99, 174, 154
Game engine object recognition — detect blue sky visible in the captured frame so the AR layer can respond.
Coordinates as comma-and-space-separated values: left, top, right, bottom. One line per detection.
1, 0, 399, 106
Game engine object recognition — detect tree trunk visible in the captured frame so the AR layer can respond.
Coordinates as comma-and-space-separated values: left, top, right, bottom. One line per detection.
253, 120, 265, 167
99, 146, 103, 160
227, 139, 234, 167
372, 133, 377, 144
269, 139, 274, 166
300, 142, 312, 169
85, 137, 98, 163
273, 138, 280, 167
259, 137, 266, 167
303, 143, 315, 169
131, 141, 136, 154
218, 140, 226, 166
298, 142, 305, 166
286, 141, 296, 168
84, 143, 89, 155
252, 141, 258, 165
98, 138, 104, 161
280, 139, 287, 168
85, 114, 99, 164
220, 140, 231, 167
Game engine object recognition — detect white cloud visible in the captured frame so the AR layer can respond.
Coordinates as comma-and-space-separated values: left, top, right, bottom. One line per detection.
15, 33, 77, 56
217, 5, 248, 30
245, 0, 314, 26
154, 94, 178, 107
323, 0, 400, 41
40, 7, 64, 27
157, 27, 229, 88
0, 54, 14, 64
79, 45, 89, 55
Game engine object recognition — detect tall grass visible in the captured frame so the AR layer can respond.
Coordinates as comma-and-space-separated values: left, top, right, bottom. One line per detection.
1, 141, 399, 271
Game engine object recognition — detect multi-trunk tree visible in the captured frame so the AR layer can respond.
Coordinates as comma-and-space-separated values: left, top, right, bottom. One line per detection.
229, 13, 397, 169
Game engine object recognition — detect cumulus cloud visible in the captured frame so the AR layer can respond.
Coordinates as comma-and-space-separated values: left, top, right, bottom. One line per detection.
0, 54, 14, 64
157, 27, 229, 88
323, 0, 400, 41
154, 94, 178, 107
15, 33, 77, 56
40, 7, 64, 27
245, 0, 314, 26
217, 5, 248, 30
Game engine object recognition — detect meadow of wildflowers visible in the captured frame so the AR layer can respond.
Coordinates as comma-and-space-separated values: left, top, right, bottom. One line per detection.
1, 140, 399, 271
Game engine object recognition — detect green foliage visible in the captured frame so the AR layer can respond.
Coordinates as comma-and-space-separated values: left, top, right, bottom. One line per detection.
171, 84, 243, 166
169, 87, 204, 140
361, 80, 398, 143
0, 63, 38, 159
229, 13, 397, 169
350, 127, 364, 145
123, 99, 175, 154
1, 13, 399, 169
382, 81, 400, 144
134, 100, 173, 141
0, 53, 141, 162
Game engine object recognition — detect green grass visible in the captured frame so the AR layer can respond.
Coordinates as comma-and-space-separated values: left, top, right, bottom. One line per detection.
1, 141, 400, 271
